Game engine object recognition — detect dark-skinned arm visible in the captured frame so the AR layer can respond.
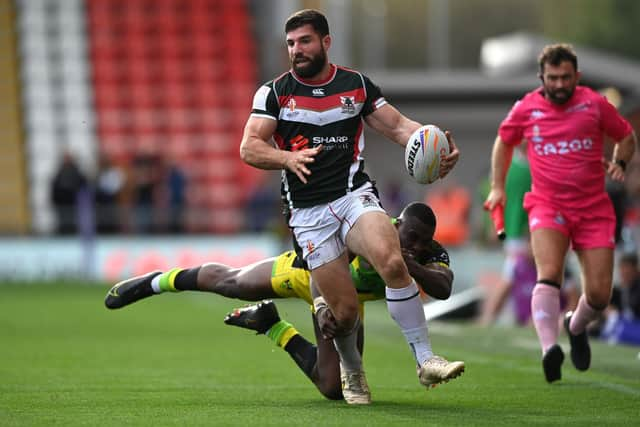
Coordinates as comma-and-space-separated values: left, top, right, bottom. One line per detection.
311, 279, 338, 339
402, 251, 453, 300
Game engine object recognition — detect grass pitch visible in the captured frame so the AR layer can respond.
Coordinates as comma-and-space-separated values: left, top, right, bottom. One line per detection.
1, 283, 638, 426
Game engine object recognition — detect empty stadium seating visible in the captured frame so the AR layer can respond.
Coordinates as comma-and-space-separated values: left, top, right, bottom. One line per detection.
87, 0, 260, 233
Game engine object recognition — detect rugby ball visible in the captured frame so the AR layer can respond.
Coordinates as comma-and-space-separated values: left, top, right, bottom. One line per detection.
404, 125, 449, 184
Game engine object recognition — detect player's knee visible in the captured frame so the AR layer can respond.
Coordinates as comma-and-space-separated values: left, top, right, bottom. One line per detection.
585, 288, 611, 310
373, 252, 406, 283
200, 264, 238, 297
331, 301, 359, 334
317, 380, 342, 400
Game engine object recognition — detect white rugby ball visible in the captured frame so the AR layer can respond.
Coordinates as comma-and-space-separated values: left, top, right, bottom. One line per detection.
404, 125, 449, 184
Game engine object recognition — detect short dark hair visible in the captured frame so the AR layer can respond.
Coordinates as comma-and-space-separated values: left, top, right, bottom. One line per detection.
538, 43, 578, 75
400, 202, 436, 229
285, 9, 329, 37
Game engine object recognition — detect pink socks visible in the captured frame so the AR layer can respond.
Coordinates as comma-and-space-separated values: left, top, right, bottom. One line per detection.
531, 283, 561, 353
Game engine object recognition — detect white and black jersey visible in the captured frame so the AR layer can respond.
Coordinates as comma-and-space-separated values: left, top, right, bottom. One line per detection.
251, 64, 387, 208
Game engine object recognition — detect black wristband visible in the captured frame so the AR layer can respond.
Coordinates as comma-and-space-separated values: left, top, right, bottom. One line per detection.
615, 159, 627, 171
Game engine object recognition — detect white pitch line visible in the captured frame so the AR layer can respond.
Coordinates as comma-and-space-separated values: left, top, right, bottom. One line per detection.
423, 287, 482, 321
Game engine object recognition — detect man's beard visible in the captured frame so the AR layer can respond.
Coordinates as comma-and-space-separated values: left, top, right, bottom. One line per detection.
545, 87, 574, 104
292, 49, 327, 78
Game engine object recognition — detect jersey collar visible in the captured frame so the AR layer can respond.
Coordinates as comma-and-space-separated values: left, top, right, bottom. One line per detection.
290, 64, 337, 87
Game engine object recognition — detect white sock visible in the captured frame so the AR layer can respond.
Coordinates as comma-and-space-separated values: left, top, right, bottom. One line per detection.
150, 275, 162, 294
386, 281, 433, 365
333, 316, 362, 372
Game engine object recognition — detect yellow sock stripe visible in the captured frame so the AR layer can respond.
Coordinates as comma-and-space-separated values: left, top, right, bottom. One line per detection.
167, 268, 182, 291
159, 268, 182, 292
278, 326, 299, 348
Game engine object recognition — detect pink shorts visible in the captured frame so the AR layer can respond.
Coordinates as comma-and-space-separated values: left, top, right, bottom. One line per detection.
523, 192, 616, 250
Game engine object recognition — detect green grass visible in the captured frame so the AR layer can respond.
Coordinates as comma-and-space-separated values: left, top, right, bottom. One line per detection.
1, 283, 638, 426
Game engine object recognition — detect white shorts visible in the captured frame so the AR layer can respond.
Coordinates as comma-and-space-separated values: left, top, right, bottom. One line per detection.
289, 183, 386, 270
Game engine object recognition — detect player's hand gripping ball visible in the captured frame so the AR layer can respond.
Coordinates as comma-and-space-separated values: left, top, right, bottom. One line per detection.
404, 125, 450, 184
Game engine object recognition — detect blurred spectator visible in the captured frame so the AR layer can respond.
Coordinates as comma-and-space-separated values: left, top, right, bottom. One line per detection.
620, 153, 640, 253
245, 175, 281, 233
425, 183, 470, 246
94, 155, 125, 234
381, 179, 410, 217
479, 240, 579, 327
606, 178, 627, 245
165, 160, 187, 233
475, 172, 494, 243
598, 252, 640, 345
132, 153, 161, 234
51, 151, 87, 234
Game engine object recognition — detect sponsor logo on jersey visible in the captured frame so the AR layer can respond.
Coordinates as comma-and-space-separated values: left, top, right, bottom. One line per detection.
530, 110, 545, 120
531, 125, 543, 143
566, 101, 591, 113
531, 138, 593, 156
340, 96, 356, 114
312, 88, 325, 96
290, 134, 309, 151
312, 136, 348, 144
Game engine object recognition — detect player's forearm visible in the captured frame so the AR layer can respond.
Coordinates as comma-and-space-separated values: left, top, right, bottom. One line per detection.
489, 137, 513, 190
406, 260, 453, 300
612, 132, 637, 167
240, 137, 288, 170
365, 104, 421, 147
389, 115, 422, 147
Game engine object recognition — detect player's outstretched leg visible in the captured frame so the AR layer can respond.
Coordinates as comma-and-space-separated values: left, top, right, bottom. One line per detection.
418, 356, 465, 388
105, 271, 161, 309
224, 300, 281, 334
564, 311, 591, 371
225, 301, 347, 400
542, 344, 564, 383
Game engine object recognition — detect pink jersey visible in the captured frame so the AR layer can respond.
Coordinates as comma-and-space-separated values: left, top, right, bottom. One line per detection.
499, 86, 633, 210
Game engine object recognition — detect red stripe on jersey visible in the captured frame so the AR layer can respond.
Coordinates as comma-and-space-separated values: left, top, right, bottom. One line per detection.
278, 88, 366, 112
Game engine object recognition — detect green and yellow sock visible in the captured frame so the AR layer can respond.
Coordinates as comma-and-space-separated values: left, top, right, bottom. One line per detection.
266, 320, 299, 348
152, 267, 201, 293
154, 268, 182, 293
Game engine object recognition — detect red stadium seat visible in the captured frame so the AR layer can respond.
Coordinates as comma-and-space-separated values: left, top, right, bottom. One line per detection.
89, 0, 258, 233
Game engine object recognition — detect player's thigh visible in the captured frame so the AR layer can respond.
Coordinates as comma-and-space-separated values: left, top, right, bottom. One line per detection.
575, 247, 614, 308
346, 211, 405, 274
530, 228, 569, 282
232, 258, 280, 300
311, 252, 359, 323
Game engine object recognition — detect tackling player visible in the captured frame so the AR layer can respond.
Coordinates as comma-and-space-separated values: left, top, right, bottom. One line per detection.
485, 44, 637, 383
105, 202, 461, 400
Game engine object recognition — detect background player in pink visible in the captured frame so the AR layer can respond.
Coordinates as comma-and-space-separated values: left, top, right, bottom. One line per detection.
484, 43, 637, 383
